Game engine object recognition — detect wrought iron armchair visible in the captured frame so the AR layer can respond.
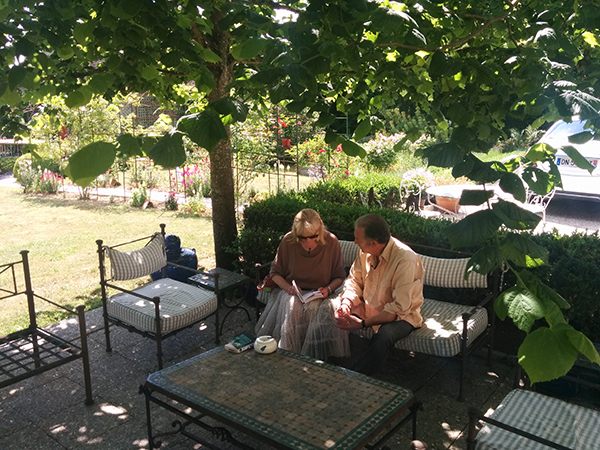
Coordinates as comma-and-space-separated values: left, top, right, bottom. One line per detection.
97, 224, 219, 369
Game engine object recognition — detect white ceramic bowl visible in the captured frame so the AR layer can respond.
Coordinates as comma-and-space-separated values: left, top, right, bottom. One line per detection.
254, 335, 277, 354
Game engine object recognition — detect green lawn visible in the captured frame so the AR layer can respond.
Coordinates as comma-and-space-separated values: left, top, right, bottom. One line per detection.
0, 186, 215, 336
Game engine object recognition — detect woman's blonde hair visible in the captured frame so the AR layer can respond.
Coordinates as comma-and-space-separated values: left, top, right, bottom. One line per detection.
289, 209, 327, 245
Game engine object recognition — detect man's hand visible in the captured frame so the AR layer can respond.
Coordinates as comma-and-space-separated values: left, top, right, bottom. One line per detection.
334, 303, 363, 330
334, 313, 363, 330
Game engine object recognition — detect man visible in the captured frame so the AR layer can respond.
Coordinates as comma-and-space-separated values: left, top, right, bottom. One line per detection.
334, 213, 424, 375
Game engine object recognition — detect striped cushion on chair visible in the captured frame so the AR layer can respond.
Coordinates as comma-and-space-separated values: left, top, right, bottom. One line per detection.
419, 254, 487, 288
256, 288, 272, 305
107, 278, 218, 334
356, 297, 489, 357
108, 233, 166, 281
339, 240, 360, 269
475, 389, 600, 449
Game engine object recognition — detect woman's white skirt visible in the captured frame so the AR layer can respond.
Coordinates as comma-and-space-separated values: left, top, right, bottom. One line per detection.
255, 289, 350, 360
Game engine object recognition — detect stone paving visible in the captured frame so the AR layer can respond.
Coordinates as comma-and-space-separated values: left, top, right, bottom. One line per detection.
0, 300, 521, 450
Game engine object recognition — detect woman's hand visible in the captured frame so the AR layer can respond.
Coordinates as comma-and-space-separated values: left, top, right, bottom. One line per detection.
317, 286, 331, 298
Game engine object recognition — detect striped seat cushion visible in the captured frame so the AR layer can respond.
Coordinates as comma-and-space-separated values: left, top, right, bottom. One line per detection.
339, 240, 360, 269
107, 278, 218, 334
356, 297, 488, 357
475, 389, 600, 449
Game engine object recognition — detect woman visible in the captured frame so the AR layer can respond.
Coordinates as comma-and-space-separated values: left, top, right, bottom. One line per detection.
255, 209, 349, 360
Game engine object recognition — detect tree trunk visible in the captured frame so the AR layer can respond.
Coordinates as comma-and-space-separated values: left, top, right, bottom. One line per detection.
209, 136, 237, 270
206, 11, 237, 270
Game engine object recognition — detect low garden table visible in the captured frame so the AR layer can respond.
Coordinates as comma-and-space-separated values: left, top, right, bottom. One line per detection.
188, 268, 253, 341
141, 346, 418, 449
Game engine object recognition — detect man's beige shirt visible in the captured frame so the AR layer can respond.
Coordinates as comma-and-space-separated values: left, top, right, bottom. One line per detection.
342, 237, 424, 330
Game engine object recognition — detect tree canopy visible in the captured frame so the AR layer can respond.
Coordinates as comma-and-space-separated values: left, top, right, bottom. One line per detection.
2, 0, 600, 382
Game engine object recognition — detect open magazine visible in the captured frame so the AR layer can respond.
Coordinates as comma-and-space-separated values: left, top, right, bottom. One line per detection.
292, 280, 324, 303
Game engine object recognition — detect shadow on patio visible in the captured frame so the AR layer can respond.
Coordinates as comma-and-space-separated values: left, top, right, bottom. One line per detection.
1, 302, 597, 450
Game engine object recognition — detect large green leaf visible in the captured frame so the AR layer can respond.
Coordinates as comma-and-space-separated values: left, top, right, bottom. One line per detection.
518, 324, 579, 384
8, 66, 27, 91
341, 139, 367, 158
231, 38, 268, 61
500, 234, 548, 268
459, 189, 494, 206
209, 97, 248, 123
499, 172, 526, 203
519, 269, 571, 312
417, 142, 464, 168
325, 128, 344, 146
492, 200, 542, 230
467, 245, 503, 276
568, 131, 594, 144
444, 210, 503, 248
147, 131, 186, 168
195, 68, 217, 94
525, 142, 555, 162
353, 119, 372, 141
64, 141, 117, 188
561, 145, 596, 173
521, 167, 553, 195
73, 21, 95, 45
65, 87, 93, 108
495, 286, 545, 332
564, 326, 600, 366
177, 111, 228, 151
116, 133, 144, 158
197, 46, 222, 63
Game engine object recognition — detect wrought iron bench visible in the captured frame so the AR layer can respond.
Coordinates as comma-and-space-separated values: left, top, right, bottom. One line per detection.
0, 250, 93, 405
255, 239, 499, 401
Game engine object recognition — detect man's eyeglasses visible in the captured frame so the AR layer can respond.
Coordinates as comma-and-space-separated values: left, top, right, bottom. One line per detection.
298, 234, 319, 240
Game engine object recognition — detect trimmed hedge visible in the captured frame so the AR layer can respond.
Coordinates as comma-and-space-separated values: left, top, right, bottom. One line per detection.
238, 192, 600, 342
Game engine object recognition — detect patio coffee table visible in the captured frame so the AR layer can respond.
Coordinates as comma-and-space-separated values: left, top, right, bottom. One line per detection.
141, 346, 418, 450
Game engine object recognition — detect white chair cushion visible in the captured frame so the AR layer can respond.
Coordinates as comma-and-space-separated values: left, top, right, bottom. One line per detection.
475, 389, 600, 450
107, 233, 166, 281
107, 278, 218, 334
356, 297, 489, 357
420, 254, 487, 288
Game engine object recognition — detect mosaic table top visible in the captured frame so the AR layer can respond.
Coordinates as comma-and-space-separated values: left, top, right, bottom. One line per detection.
188, 267, 251, 291
146, 347, 414, 450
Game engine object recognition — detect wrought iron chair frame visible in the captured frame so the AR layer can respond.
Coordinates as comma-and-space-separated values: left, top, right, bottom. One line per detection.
97, 224, 219, 370
0, 250, 93, 405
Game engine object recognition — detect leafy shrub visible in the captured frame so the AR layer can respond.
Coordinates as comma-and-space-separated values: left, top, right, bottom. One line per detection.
0, 157, 17, 173
13, 153, 61, 184
240, 192, 454, 264
178, 198, 207, 216
301, 173, 405, 206
228, 226, 284, 275
130, 186, 148, 207
178, 163, 211, 198
37, 170, 63, 194
165, 191, 178, 210
361, 133, 402, 172
530, 230, 600, 342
